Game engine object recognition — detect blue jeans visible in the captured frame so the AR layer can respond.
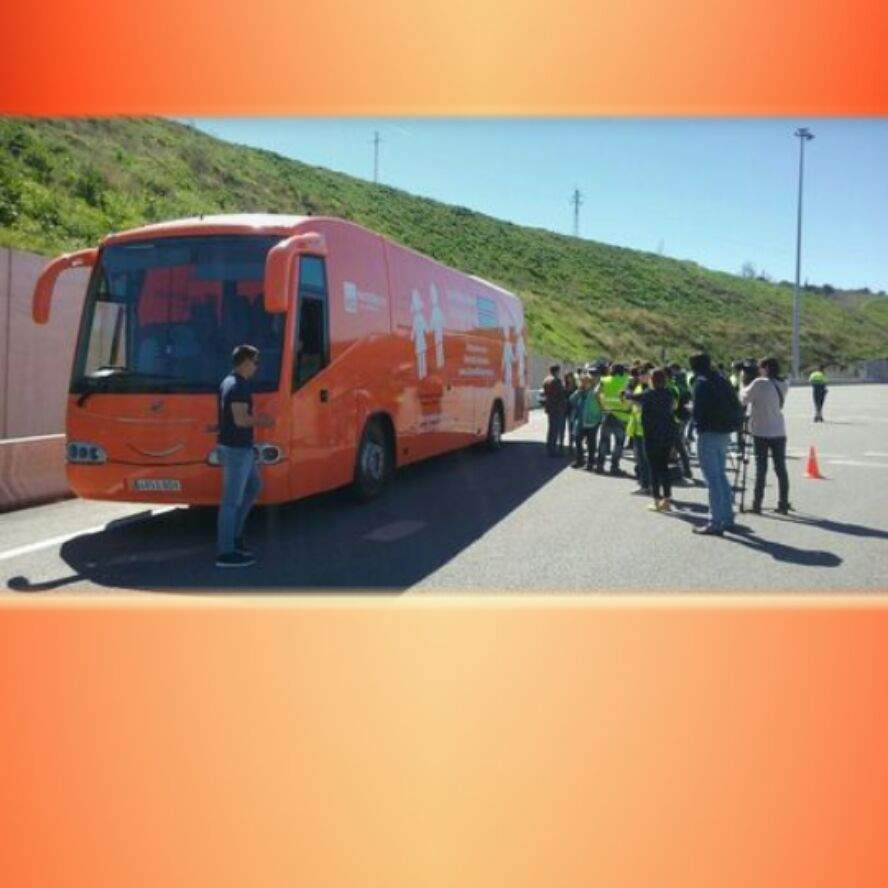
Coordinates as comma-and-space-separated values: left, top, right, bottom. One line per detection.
697, 432, 734, 530
596, 414, 626, 472
217, 445, 261, 555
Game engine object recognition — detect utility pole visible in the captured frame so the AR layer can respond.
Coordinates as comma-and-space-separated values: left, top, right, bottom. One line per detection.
571, 187, 583, 237
372, 131, 382, 184
792, 127, 814, 379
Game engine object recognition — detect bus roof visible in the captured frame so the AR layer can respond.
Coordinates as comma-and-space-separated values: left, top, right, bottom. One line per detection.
102, 213, 311, 246
99, 214, 519, 306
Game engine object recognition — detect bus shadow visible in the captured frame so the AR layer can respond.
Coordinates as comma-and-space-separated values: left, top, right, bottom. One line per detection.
49, 442, 568, 594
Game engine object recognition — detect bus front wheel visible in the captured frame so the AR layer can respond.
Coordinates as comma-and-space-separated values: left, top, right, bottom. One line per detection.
485, 403, 504, 452
353, 419, 390, 502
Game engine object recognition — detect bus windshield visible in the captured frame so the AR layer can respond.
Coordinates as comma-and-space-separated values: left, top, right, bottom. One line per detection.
71, 235, 286, 395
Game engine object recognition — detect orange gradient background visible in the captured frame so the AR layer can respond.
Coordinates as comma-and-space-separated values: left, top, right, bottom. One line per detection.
2, 0, 887, 115
4, 1, 888, 885
2, 600, 888, 887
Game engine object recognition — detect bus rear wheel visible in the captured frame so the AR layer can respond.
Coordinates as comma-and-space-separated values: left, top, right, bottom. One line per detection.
353, 419, 390, 502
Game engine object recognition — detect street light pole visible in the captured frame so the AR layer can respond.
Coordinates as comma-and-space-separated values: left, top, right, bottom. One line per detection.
372, 131, 382, 184
792, 127, 814, 380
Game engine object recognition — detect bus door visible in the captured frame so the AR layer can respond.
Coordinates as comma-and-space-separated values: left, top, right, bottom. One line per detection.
287, 255, 343, 499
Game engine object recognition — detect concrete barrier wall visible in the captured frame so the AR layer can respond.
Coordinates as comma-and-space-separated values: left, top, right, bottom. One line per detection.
1, 246, 90, 439
1, 246, 89, 509
0, 434, 68, 512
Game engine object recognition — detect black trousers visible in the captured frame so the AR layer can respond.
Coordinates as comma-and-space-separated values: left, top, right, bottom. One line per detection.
575, 424, 600, 467
753, 435, 789, 508
645, 440, 673, 500
546, 412, 567, 455
812, 384, 827, 413
674, 432, 692, 475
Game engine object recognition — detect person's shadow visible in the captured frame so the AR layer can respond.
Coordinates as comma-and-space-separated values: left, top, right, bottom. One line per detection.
758, 512, 888, 541
666, 510, 842, 568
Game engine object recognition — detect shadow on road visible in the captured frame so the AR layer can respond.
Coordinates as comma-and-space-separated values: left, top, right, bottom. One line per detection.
7, 574, 82, 593
8, 442, 568, 595
759, 512, 888, 540
665, 511, 843, 568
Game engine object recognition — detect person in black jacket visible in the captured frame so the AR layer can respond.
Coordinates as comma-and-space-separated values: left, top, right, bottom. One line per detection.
689, 353, 741, 536
624, 368, 678, 511
542, 365, 568, 457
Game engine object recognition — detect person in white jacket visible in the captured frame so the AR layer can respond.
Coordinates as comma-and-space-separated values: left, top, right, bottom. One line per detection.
741, 356, 791, 514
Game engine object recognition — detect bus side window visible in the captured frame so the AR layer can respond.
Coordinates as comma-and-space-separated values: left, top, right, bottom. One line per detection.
293, 256, 329, 390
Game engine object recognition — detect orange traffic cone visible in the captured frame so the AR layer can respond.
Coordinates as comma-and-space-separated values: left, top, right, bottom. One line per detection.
804, 445, 825, 479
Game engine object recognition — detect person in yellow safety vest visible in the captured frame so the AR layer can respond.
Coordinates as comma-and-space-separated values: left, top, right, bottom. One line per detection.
666, 370, 693, 478
809, 365, 828, 422
595, 363, 632, 475
624, 367, 652, 493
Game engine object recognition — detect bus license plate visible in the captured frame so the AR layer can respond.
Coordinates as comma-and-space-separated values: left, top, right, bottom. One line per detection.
131, 479, 182, 492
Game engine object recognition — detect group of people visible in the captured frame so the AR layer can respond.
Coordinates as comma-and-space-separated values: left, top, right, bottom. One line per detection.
542, 351, 799, 536
211, 339, 820, 567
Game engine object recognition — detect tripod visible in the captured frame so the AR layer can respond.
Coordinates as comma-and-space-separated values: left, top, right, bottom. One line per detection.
728, 415, 750, 513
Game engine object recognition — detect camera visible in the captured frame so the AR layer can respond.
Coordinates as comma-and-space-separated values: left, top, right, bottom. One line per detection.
739, 358, 758, 387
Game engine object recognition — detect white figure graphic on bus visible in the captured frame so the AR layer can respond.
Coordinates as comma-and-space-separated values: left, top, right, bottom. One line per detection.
501, 321, 514, 388
411, 289, 428, 380
514, 321, 527, 386
429, 283, 445, 369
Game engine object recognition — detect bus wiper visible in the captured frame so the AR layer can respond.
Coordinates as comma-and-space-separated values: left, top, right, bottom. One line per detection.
89, 366, 187, 381
77, 367, 190, 406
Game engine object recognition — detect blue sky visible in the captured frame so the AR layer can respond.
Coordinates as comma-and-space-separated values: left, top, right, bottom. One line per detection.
187, 118, 888, 292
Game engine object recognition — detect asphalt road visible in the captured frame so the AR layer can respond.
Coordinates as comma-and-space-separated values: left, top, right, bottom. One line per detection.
2, 384, 886, 595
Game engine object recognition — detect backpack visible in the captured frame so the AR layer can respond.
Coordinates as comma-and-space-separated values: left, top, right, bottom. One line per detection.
710, 374, 744, 432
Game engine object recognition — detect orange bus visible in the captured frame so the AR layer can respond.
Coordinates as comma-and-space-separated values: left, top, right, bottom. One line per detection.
32, 214, 528, 504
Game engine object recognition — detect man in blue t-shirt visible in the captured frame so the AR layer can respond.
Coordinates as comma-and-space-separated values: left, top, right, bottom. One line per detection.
216, 344, 274, 568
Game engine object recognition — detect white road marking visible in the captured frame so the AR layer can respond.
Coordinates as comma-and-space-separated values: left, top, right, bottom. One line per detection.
864, 452, 888, 458
363, 520, 426, 542
0, 507, 177, 563
825, 459, 888, 469
0, 433, 65, 445
788, 451, 846, 458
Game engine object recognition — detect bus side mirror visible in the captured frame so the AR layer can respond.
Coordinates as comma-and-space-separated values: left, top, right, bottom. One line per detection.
264, 232, 327, 314
32, 248, 98, 324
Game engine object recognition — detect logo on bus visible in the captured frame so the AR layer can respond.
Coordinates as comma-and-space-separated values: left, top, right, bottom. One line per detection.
149, 400, 165, 413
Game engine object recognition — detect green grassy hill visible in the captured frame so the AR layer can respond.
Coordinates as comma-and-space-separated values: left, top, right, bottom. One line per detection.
1, 117, 886, 370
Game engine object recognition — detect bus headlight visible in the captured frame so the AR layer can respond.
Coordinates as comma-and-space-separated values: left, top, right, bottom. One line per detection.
66, 441, 107, 464
207, 447, 222, 466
